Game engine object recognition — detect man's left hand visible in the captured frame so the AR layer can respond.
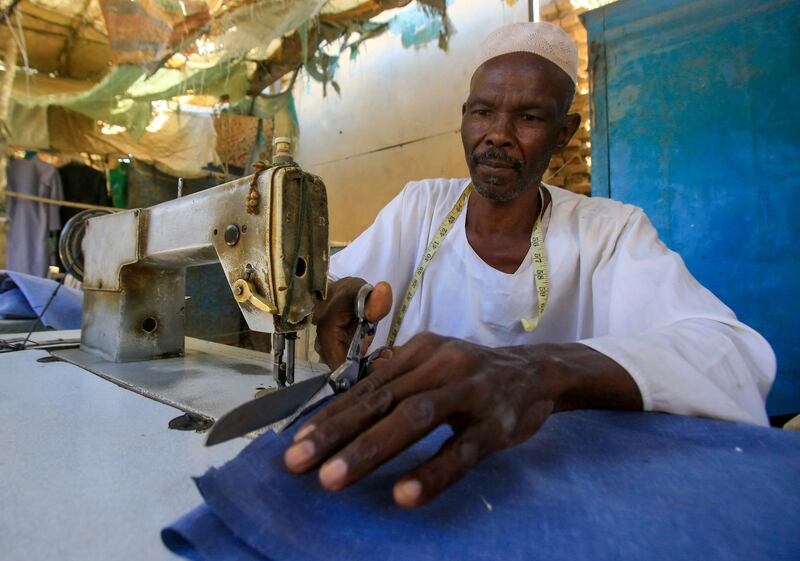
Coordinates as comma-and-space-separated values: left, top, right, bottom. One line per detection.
284, 332, 577, 508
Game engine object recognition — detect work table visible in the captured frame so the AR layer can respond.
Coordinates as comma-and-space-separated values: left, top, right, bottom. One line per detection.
0, 333, 248, 561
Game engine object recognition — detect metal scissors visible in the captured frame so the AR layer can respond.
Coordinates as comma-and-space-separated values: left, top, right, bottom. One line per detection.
328, 282, 384, 392
206, 283, 383, 446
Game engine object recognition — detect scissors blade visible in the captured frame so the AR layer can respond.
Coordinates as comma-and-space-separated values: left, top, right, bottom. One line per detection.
205, 374, 329, 446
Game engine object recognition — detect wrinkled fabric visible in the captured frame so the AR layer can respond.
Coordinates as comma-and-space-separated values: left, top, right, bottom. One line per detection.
15, 63, 251, 139
100, 111, 221, 178
0, 270, 83, 329
329, 179, 776, 426
162, 409, 800, 561
99, 0, 211, 67
7, 101, 50, 149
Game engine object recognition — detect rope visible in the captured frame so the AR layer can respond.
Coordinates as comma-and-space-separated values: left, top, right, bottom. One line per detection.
19, 281, 62, 349
5, 191, 120, 212
247, 159, 272, 214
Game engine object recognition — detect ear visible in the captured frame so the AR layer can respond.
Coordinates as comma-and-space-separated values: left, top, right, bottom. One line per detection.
555, 113, 581, 150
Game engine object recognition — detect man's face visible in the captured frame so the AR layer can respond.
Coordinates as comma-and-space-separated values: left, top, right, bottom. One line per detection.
461, 52, 579, 202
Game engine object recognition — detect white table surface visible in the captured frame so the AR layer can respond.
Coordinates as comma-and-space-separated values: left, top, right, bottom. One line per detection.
0, 337, 249, 561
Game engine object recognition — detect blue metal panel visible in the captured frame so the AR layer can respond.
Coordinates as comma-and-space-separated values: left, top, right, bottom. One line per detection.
583, 0, 800, 414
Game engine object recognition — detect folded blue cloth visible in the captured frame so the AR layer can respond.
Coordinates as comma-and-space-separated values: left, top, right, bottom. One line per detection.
163, 408, 800, 561
163, 504, 264, 561
0, 270, 82, 329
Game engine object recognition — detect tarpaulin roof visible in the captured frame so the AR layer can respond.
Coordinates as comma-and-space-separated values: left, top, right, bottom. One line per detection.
1, 0, 446, 137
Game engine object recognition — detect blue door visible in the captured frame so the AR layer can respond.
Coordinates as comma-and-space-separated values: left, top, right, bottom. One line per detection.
583, 0, 800, 415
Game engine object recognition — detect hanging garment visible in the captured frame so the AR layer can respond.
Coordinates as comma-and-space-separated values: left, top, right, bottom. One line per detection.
58, 162, 112, 225
7, 158, 63, 277
108, 161, 129, 208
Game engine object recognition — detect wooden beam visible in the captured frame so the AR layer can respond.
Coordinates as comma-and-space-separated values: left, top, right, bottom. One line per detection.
0, 25, 17, 207
60, 0, 94, 75
6, 192, 120, 212
0, 0, 22, 19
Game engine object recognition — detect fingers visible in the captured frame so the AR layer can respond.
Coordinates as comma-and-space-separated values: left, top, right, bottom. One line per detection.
288, 386, 463, 493
359, 333, 375, 358
294, 367, 395, 434
287, 328, 559, 508
294, 337, 437, 436
392, 422, 493, 508
286, 384, 400, 471
286, 347, 472, 481
316, 327, 353, 370
337, 334, 437, 401
366, 347, 394, 372
393, 401, 553, 508
364, 281, 392, 323
313, 277, 366, 369
289, 346, 444, 450
314, 280, 391, 369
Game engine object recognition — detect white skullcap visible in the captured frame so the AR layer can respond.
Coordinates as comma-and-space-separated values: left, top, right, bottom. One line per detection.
476, 21, 578, 84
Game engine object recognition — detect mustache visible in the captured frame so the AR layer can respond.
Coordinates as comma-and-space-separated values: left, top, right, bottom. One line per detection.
471, 147, 523, 169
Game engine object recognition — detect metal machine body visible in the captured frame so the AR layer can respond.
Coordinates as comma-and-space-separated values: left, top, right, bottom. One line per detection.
79, 140, 329, 386
205, 283, 384, 445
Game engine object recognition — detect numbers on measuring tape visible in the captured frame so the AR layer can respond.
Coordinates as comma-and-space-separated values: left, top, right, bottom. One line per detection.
386, 184, 550, 346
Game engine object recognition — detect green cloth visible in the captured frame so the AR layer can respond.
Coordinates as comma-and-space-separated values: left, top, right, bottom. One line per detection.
109, 162, 129, 209
12, 62, 251, 138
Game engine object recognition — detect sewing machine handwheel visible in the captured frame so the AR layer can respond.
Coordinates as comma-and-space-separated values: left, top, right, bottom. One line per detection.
59, 209, 113, 282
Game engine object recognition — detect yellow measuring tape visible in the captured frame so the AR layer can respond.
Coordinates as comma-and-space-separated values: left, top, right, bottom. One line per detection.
386, 183, 550, 347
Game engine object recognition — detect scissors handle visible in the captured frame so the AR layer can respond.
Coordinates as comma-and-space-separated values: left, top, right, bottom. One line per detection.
329, 283, 384, 393
345, 283, 377, 363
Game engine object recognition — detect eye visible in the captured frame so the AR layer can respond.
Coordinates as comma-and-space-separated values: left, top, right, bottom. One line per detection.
521, 114, 542, 122
472, 109, 490, 117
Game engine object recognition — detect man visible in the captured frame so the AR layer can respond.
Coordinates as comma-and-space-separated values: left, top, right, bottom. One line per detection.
284, 22, 775, 509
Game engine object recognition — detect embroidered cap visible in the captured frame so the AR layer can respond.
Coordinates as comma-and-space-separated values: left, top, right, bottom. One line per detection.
476, 21, 578, 84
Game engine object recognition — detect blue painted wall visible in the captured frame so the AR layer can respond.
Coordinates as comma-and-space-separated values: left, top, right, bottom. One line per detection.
583, 0, 800, 415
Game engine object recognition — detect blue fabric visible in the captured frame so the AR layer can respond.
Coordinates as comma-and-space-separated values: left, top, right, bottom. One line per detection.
162, 505, 264, 561
0, 270, 83, 329
0, 284, 35, 318
163, 409, 800, 561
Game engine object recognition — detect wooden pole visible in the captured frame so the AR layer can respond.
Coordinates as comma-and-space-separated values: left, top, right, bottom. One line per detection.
0, 29, 19, 207
0, 18, 19, 269
5, 191, 120, 212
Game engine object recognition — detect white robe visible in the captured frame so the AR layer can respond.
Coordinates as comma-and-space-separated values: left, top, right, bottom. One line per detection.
329, 179, 775, 426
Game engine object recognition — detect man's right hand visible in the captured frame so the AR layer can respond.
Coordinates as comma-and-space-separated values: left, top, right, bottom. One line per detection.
312, 278, 393, 370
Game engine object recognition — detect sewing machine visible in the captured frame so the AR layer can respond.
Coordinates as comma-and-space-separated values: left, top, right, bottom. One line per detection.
47, 138, 332, 421
79, 138, 327, 385
0, 139, 337, 559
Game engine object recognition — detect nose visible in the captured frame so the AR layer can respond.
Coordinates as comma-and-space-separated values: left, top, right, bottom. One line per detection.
484, 114, 513, 148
